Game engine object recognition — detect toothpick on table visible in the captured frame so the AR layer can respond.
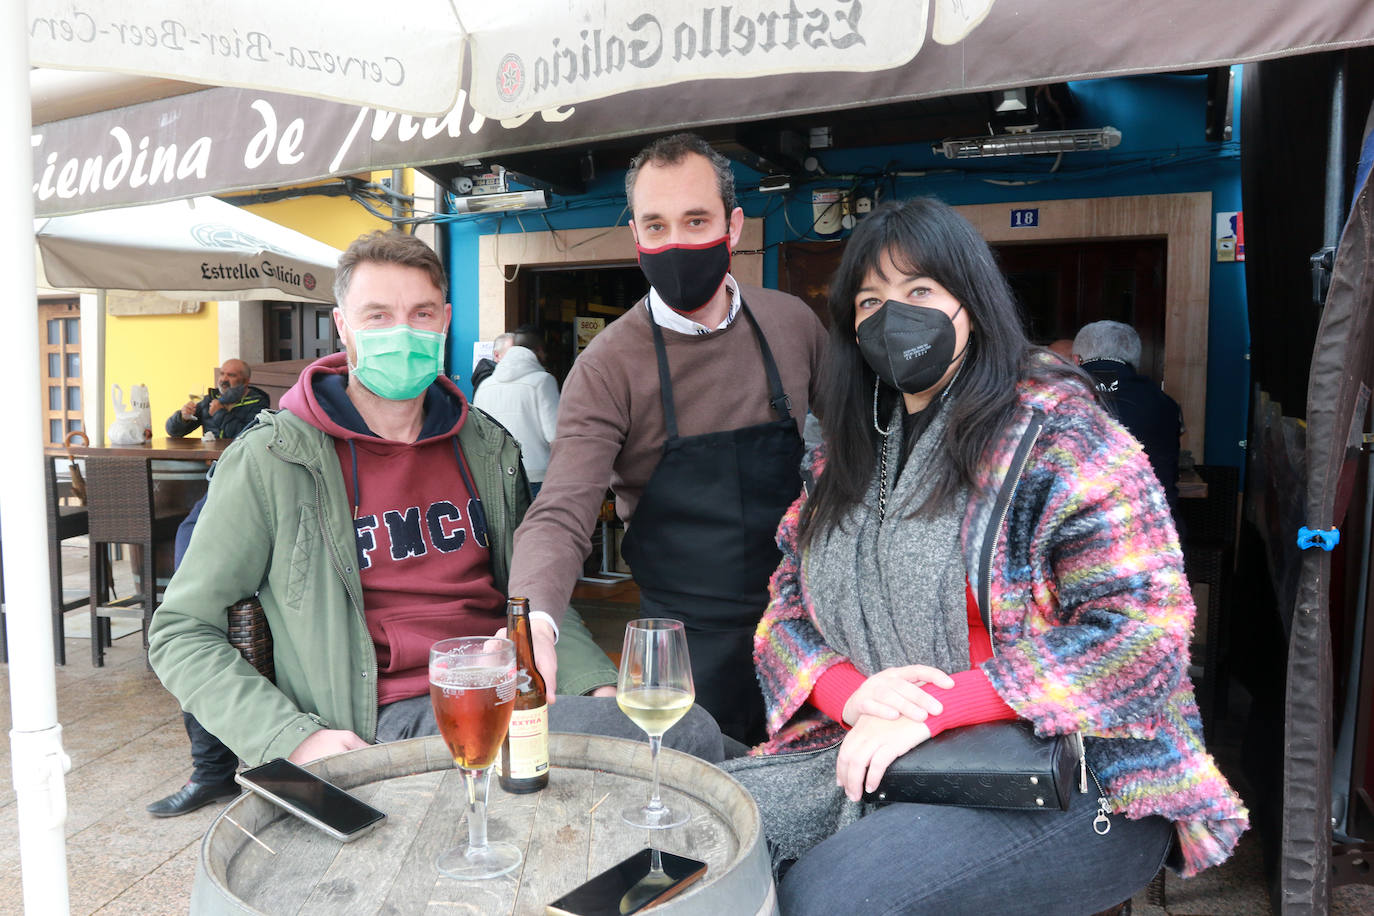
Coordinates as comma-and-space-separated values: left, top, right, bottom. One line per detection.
225, 814, 277, 855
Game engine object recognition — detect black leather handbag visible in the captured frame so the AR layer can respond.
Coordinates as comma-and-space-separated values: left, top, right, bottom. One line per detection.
863, 720, 1077, 810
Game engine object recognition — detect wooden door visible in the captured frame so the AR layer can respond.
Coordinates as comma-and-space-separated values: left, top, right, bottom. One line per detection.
997, 239, 1169, 382
38, 299, 83, 448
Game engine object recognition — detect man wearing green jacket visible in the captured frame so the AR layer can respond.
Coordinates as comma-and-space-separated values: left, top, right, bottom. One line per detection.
149, 230, 718, 771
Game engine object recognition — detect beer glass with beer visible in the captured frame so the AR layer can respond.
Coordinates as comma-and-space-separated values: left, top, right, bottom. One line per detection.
616, 619, 695, 829
429, 636, 522, 879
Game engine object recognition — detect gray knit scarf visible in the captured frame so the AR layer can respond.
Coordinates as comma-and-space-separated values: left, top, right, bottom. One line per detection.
725, 399, 971, 868
804, 399, 970, 677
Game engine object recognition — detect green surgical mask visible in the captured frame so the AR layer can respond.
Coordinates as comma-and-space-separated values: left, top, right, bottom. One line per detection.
344, 321, 446, 401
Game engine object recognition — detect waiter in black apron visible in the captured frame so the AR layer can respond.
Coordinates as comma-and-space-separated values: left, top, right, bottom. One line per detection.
620, 302, 803, 744
505, 133, 825, 747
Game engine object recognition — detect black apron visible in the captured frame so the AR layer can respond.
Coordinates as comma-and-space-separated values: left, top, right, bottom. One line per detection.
619, 301, 804, 745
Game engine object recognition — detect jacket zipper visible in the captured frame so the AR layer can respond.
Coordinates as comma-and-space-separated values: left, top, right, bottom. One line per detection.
269, 433, 379, 740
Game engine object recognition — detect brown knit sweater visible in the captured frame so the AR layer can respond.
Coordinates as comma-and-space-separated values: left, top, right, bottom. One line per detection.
509, 285, 828, 622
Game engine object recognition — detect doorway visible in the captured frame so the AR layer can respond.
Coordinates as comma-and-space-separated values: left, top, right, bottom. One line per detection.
511, 265, 648, 385
998, 238, 1169, 383
38, 298, 83, 448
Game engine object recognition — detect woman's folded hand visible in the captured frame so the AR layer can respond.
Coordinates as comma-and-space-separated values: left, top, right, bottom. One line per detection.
836, 714, 932, 802
842, 665, 954, 727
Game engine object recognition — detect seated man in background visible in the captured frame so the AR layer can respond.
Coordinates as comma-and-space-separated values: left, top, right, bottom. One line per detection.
149, 230, 720, 774
165, 358, 270, 440
1072, 320, 1184, 516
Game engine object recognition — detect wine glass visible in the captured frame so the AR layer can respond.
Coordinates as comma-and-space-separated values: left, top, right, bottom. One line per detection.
617, 618, 695, 829
429, 636, 522, 880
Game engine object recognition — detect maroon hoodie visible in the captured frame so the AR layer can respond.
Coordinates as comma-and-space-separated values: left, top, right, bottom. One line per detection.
280, 353, 505, 705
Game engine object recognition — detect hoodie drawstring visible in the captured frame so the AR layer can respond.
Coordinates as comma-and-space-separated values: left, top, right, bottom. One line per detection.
451, 439, 490, 542
348, 440, 363, 519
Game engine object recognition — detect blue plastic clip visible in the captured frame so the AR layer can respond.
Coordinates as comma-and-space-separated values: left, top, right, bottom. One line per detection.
1297, 527, 1341, 551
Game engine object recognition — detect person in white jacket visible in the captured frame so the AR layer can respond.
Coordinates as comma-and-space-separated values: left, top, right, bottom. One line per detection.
473, 332, 559, 497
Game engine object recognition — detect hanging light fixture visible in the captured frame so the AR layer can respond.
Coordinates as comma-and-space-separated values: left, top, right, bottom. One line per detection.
933, 126, 1122, 159
449, 189, 550, 214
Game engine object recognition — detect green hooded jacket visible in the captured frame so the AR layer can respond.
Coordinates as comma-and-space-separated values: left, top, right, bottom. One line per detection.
148, 403, 613, 765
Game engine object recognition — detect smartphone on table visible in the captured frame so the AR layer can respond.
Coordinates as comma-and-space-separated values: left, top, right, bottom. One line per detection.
545, 848, 707, 916
235, 757, 386, 843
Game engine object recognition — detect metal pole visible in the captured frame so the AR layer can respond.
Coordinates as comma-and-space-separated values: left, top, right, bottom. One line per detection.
5, 0, 73, 911
1323, 56, 1348, 250
1313, 55, 1348, 306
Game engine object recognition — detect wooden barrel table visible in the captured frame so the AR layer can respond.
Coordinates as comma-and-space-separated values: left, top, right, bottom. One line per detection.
193, 734, 777, 915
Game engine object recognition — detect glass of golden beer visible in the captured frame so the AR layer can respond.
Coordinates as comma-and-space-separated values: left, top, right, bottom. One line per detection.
429, 636, 521, 879
617, 619, 695, 829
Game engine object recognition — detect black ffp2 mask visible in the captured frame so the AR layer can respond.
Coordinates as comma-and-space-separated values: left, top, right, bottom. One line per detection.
637, 236, 731, 314
856, 300, 963, 395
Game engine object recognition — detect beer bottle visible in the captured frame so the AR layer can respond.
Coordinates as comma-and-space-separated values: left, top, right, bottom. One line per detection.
499, 596, 550, 793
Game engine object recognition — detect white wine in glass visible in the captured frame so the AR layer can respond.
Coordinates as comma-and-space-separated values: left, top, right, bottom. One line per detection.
429, 636, 522, 880
617, 618, 695, 829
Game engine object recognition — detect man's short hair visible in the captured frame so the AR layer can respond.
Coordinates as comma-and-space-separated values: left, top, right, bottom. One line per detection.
492, 332, 515, 358
221, 358, 252, 380
625, 133, 737, 218
1073, 320, 1142, 369
334, 230, 447, 307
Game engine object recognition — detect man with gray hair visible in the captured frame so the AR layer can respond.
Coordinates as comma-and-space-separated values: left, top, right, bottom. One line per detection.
1072, 320, 1184, 515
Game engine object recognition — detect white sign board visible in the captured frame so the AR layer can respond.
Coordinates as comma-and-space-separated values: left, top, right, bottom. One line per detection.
28, 0, 466, 116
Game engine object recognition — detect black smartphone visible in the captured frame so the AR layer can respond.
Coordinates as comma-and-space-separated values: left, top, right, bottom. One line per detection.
235, 758, 386, 843
545, 849, 707, 916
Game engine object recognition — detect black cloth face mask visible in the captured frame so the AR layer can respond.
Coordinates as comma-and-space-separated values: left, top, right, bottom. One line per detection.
856, 299, 964, 395
637, 236, 731, 314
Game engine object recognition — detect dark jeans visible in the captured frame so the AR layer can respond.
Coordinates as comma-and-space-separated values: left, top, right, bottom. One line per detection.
376, 694, 726, 763
175, 495, 243, 784
778, 787, 1174, 916
185, 711, 239, 784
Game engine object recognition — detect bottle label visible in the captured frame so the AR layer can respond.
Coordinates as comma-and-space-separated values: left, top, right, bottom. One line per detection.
506, 704, 549, 778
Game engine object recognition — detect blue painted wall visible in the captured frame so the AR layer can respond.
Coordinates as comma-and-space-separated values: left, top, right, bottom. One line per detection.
446, 69, 1249, 468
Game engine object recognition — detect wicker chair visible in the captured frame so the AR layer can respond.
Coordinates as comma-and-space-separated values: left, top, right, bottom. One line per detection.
85, 455, 190, 667
0, 456, 90, 666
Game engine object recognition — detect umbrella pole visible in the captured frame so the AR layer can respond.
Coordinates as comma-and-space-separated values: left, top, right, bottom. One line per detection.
5, 1, 72, 912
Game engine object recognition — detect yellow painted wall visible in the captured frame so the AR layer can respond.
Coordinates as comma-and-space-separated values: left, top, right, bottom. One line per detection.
102, 173, 403, 435
106, 303, 220, 435
242, 174, 395, 249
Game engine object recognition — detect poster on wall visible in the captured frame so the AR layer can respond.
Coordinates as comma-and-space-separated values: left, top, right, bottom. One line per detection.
1216, 211, 1245, 262
576, 316, 606, 352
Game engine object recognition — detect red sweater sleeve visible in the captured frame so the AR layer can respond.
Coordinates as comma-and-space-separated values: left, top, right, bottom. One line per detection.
804, 580, 1017, 731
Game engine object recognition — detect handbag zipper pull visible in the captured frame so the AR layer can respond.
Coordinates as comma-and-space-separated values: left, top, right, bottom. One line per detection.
1086, 762, 1112, 835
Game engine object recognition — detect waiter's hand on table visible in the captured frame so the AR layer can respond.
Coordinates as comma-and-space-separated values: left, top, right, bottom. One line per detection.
496, 618, 560, 702
289, 728, 368, 763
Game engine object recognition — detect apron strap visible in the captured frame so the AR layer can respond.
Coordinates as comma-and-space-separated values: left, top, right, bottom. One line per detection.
740, 302, 793, 422
646, 301, 682, 440
645, 297, 794, 440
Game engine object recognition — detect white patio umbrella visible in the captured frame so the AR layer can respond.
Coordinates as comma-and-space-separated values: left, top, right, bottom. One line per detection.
35, 195, 340, 303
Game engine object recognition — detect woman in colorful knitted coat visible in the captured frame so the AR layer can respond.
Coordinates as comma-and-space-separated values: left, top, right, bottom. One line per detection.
724, 198, 1247, 915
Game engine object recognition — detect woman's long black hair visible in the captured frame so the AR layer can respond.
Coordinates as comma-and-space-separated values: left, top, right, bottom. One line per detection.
798, 197, 1081, 551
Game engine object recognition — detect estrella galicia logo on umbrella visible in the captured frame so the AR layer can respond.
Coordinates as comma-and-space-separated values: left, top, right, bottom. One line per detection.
497, 54, 525, 103
191, 222, 280, 254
